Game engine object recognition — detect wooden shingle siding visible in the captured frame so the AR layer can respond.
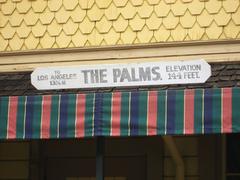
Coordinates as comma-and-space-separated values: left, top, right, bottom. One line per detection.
0, 0, 239, 52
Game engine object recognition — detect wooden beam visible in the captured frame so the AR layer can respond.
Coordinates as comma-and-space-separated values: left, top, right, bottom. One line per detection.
96, 137, 105, 180
0, 41, 240, 72
162, 136, 184, 180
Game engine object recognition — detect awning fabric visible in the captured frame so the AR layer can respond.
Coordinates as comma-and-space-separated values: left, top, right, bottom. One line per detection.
0, 87, 239, 140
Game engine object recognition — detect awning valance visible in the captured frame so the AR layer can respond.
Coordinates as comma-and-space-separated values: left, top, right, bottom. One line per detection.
0, 87, 239, 140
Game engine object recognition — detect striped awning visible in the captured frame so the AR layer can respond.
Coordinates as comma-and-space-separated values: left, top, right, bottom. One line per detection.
0, 87, 239, 140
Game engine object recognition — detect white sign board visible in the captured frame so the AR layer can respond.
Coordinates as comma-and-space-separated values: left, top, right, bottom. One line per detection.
31, 59, 211, 90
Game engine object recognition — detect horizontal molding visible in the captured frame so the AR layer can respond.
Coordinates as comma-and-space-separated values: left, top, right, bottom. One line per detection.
0, 41, 240, 72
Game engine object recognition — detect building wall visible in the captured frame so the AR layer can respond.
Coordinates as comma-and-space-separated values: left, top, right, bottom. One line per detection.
0, 136, 204, 180
0, 0, 239, 52
164, 136, 199, 180
0, 141, 29, 180
40, 137, 163, 180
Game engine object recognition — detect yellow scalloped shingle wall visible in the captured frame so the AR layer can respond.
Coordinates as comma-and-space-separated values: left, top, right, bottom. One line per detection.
0, 0, 240, 51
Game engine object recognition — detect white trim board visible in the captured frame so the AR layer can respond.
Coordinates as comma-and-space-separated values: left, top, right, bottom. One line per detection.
0, 41, 240, 72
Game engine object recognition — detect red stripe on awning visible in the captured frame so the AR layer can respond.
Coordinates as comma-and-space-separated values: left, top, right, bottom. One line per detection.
76, 94, 86, 138
111, 92, 121, 136
184, 89, 195, 134
7, 96, 18, 139
147, 91, 158, 135
41, 95, 51, 139
222, 88, 232, 133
